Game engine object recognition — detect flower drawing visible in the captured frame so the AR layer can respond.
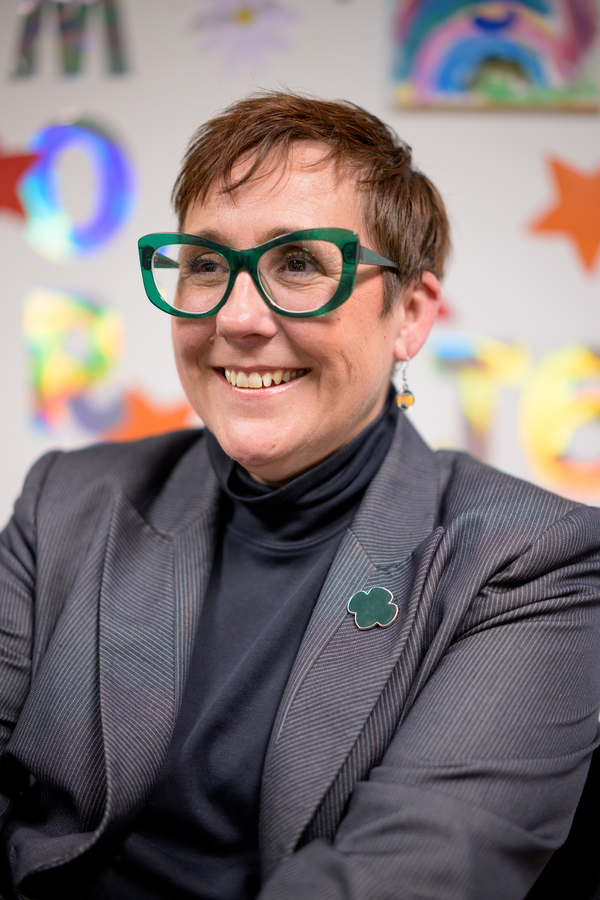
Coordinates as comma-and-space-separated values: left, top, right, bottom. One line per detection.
192, 0, 297, 70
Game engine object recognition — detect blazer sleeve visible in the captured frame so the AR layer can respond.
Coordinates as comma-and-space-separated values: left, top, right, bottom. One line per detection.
259, 504, 600, 900
0, 453, 60, 769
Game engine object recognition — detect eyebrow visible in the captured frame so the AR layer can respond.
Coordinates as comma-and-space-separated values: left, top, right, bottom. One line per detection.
186, 226, 303, 248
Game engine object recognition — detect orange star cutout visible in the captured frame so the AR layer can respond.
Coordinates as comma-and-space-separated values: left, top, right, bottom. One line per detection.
0, 143, 38, 219
103, 389, 198, 442
530, 157, 600, 271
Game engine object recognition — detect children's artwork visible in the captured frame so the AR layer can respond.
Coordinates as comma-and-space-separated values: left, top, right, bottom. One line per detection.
0, 142, 39, 218
520, 343, 600, 495
393, 0, 599, 109
429, 333, 531, 460
20, 117, 135, 263
23, 288, 124, 432
192, 0, 297, 70
530, 156, 600, 270
103, 389, 197, 442
428, 334, 600, 500
13, 0, 128, 77
23, 288, 197, 443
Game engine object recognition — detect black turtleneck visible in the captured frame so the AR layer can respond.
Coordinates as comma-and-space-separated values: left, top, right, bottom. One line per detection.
81, 390, 399, 900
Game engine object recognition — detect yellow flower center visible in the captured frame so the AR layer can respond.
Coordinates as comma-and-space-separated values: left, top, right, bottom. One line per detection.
232, 6, 256, 25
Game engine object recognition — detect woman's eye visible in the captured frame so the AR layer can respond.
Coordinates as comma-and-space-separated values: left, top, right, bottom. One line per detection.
279, 251, 320, 274
196, 259, 218, 272
183, 253, 226, 275
286, 256, 310, 271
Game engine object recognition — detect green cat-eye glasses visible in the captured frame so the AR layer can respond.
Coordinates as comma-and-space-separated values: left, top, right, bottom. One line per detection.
138, 228, 398, 319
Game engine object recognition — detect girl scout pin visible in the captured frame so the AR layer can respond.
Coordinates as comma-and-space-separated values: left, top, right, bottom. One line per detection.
347, 587, 398, 630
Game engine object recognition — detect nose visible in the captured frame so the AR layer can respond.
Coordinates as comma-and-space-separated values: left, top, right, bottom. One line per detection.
215, 270, 278, 341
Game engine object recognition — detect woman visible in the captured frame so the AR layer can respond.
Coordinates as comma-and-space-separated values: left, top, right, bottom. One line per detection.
0, 92, 599, 900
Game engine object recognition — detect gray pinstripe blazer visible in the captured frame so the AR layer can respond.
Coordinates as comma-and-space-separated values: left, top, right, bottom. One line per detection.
0, 414, 599, 900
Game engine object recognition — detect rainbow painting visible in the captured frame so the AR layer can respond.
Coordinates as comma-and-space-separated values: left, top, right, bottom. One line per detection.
392, 0, 599, 109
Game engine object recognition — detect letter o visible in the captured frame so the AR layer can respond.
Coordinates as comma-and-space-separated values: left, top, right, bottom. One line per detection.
20, 118, 135, 262
520, 344, 600, 499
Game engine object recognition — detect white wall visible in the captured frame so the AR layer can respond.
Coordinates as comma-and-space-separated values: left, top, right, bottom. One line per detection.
1, 0, 599, 526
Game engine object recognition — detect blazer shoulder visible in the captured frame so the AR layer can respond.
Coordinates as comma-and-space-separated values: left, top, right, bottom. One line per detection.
433, 447, 598, 539
23, 429, 209, 526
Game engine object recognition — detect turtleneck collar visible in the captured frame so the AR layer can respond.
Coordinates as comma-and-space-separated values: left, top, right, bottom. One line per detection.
205, 386, 399, 546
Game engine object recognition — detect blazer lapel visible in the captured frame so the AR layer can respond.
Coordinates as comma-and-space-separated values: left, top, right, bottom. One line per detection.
98, 493, 177, 827
97, 437, 220, 831
260, 416, 446, 874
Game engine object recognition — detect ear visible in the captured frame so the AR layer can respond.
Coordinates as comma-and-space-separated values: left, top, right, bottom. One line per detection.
393, 271, 442, 363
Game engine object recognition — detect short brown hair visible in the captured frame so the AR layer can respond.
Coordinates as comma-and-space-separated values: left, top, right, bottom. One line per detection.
172, 91, 450, 313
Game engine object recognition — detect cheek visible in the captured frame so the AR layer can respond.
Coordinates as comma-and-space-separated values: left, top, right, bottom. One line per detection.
327, 312, 393, 379
285, 307, 369, 371
171, 320, 214, 363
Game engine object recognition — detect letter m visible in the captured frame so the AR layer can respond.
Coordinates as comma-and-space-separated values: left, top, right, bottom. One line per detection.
13, 0, 127, 77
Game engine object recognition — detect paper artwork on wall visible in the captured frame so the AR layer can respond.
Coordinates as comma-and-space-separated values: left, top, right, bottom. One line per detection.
392, 0, 599, 110
192, 0, 297, 70
428, 333, 600, 501
19, 116, 135, 263
13, 0, 128, 77
103, 389, 197, 442
429, 333, 531, 460
530, 156, 600, 270
23, 288, 197, 442
23, 287, 124, 433
0, 141, 39, 219
520, 343, 600, 495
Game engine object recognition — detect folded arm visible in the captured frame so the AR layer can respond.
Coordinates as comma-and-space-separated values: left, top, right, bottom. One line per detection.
260, 506, 600, 900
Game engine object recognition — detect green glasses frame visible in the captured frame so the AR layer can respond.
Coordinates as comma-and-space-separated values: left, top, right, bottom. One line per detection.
138, 228, 398, 319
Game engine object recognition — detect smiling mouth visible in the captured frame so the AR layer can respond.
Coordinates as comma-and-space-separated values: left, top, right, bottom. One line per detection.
223, 368, 308, 389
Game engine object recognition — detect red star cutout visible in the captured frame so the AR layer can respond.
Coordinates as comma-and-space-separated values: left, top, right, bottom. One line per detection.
0, 143, 38, 219
530, 157, 600, 271
436, 298, 454, 320
102, 388, 198, 442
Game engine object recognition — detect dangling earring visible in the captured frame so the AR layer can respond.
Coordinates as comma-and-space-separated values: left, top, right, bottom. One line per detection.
396, 358, 414, 409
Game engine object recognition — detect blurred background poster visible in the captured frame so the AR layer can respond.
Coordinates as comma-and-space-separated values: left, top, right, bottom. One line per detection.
0, 0, 599, 525
393, 0, 600, 109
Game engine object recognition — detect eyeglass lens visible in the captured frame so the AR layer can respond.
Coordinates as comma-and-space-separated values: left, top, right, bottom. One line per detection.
151, 238, 345, 314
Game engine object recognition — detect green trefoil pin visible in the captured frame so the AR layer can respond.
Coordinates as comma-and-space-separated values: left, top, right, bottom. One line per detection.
347, 586, 398, 630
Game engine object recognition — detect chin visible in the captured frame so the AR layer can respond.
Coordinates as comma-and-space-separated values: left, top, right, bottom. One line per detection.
214, 430, 287, 474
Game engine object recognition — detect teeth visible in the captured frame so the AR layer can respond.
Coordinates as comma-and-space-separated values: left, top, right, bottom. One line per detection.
224, 368, 306, 388
248, 372, 262, 388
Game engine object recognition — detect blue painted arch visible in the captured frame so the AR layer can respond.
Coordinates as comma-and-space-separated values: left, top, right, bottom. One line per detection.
436, 36, 547, 91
